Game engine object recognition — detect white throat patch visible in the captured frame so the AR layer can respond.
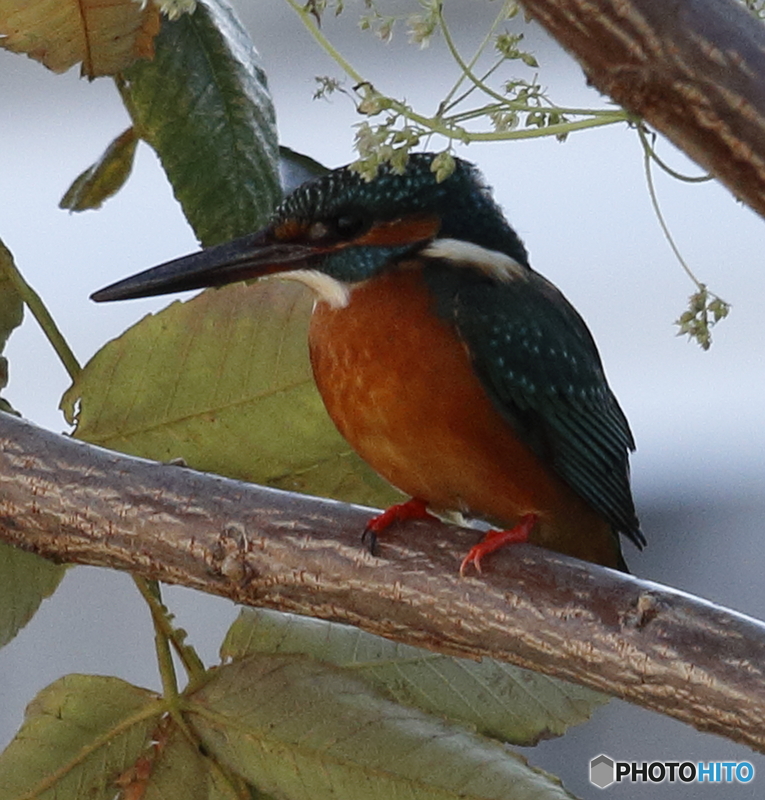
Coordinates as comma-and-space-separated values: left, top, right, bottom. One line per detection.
421, 238, 527, 283
277, 269, 351, 309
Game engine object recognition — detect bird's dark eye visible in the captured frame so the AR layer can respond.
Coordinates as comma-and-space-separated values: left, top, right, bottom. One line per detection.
303, 215, 369, 243
334, 215, 367, 238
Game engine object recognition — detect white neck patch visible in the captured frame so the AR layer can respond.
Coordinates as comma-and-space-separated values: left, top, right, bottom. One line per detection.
277, 269, 351, 309
421, 238, 528, 283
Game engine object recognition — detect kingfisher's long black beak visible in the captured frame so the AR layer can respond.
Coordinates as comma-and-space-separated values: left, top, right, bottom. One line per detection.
91, 229, 316, 302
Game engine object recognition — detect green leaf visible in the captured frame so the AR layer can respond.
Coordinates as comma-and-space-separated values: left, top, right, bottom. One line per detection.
188, 655, 580, 800
0, 238, 26, 413
0, 675, 162, 800
59, 128, 139, 212
62, 280, 401, 508
222, 607, 608, 747
120, 0, 280, 245
279, 145, 329, 193
0, 239, 25, 353
140, 718, 209, 800
0, 544, 66, 648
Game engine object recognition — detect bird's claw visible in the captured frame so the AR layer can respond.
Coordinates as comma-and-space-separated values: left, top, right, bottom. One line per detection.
459, 513, 538, 577
362, 498, 436, 555
361, 526, 378, 555
459, 547, 484, 577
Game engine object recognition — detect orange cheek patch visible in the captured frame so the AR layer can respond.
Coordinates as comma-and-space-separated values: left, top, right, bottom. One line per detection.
273, 219, 308, 241
354, 213, 441, 247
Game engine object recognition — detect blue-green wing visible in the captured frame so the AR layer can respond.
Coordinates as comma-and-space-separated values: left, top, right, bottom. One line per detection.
428, 265, 643, 548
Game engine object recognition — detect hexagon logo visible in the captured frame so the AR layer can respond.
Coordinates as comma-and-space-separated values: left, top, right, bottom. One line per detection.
590, 754, 616, 788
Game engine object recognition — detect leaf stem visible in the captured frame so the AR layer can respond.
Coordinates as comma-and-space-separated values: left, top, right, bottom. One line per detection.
286, 0, 629, 144
284, 0, 366, 85
132, 576, 207, 691
638, 125, 701, 288
132, 579, 251, 798
0, 239, 81, 381
386, 100, 628, 141
439, 0, 511, 112
639, 125, 713, 184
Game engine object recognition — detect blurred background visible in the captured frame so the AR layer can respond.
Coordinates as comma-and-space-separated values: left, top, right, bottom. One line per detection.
1, 2, 764, 797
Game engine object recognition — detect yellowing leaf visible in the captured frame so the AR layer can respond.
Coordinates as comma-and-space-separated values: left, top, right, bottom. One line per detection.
0, 0, 161, 78
60, 128, 139, 212
123, 717, 210, 800
0, 238, 25, 414
0, 543, 65, 649
0, 239, 24, 354
63, 280, 401, 508
188, 655, 580, 800
0, 675, 162, 800
222, 607, 609, 747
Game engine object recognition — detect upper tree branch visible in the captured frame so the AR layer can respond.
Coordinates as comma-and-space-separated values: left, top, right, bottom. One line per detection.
1, 412, 764, 752
522, 0, 765, 218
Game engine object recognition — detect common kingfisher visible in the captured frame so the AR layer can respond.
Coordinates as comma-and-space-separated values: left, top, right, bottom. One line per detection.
92, 153, 644, 573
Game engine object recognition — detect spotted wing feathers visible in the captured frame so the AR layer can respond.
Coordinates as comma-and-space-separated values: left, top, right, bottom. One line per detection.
423, 260, 644, 549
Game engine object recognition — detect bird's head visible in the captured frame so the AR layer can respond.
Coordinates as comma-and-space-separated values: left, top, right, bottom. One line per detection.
91, 153, 529, 303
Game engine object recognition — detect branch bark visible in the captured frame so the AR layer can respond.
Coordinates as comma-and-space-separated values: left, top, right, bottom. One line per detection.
522, 0, 765, 219
1, 412, 765, 752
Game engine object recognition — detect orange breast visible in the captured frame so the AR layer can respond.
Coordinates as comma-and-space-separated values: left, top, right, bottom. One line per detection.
308, 267, 621, 567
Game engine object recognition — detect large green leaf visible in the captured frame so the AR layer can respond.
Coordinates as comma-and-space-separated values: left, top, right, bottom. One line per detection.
0, 544, 65, 649
0, 675, 162, 800
62, 280, 401, 508
188, 655, 580, 800
120, 0, 280, 245
140, 718, 210, 800
221, 607, 608, 747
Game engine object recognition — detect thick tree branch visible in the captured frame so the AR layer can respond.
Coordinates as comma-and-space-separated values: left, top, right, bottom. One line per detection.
1, 413, 765, 751
522, 0, 765, 218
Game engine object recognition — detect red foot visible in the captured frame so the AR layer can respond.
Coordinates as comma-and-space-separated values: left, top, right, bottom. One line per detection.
363, 498, 438, 554
459, 513, 538, 576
